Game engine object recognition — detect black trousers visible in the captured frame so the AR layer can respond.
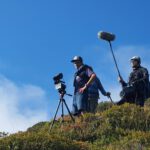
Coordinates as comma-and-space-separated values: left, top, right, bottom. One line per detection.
117, 92, 145, 107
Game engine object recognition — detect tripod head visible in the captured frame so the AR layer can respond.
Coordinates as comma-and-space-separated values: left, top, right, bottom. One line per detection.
53, 73, 72, 98
59, 91, 72, 100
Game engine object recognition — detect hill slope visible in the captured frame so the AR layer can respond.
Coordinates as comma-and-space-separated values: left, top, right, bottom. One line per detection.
1, 99, 150, 150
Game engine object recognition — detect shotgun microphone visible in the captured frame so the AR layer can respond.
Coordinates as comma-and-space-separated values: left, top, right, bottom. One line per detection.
98, 31, 115, 42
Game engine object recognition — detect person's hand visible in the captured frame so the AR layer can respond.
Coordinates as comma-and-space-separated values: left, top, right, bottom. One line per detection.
79, 85, 87, 93
106, 92, 111, 97
118, 76, 123, 83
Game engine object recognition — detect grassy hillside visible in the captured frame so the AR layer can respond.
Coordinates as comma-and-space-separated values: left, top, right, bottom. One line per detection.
1, 99, 150, 150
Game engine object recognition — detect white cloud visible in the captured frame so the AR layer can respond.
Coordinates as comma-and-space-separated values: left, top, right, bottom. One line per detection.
0, 75, 48, 133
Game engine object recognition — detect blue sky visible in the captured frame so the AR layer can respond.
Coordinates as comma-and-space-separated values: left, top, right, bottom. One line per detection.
0, 0, 150, 132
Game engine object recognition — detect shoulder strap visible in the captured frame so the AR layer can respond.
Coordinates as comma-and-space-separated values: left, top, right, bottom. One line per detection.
76, 65, 92, 76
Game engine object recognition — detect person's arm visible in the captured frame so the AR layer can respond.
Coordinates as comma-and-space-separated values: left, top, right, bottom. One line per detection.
79, 73, 96, 93
85, 73, 96, 87
96, 77, 109, 96
118, 76, 127, 87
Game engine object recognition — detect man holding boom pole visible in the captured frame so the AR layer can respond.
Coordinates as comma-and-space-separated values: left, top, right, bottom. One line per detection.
98, 31, 149, 106
117, 56, 149, 106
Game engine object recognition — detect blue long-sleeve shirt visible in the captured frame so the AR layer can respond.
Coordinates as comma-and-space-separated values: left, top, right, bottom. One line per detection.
88, 77, 107, 99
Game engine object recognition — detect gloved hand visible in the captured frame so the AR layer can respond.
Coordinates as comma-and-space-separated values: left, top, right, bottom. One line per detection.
106, 92, 111, 97
118, 76, 124, 83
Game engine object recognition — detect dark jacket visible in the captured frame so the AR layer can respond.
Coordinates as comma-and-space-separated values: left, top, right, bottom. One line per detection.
73, 64, 107, 99
121, 66, 149, 99
73, 65, 93, 93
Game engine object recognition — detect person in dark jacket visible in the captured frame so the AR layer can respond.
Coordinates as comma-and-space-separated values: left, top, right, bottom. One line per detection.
117, 56, 149, 106
71, 56, 110, 115
71, 56, 96, 116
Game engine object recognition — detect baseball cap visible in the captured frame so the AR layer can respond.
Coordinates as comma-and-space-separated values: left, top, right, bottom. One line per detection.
71, 56, 83, 63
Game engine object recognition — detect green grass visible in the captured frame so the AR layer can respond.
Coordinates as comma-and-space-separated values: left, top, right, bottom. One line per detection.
1, 98, 150, 150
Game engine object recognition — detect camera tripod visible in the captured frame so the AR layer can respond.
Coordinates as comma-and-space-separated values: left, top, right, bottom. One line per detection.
49, 92, 75, 132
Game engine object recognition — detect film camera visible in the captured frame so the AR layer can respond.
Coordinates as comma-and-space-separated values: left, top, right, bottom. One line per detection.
53, 73, 66, 94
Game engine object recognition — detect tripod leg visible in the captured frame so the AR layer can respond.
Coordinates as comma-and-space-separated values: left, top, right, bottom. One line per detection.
63, 99, 75, 122
49, 99, 61, 133
61, 99, 64, 123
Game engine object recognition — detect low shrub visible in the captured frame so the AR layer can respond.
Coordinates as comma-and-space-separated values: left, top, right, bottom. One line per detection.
2, 102, 150, 149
